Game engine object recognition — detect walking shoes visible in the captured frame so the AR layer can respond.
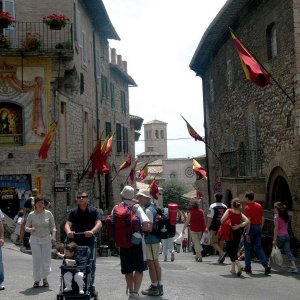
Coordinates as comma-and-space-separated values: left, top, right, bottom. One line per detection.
141, 285, 160, 296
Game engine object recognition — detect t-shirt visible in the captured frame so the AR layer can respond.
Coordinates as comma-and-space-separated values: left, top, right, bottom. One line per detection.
190, 208, 206, 232
0, 209, 4, 221
207, 202, 227, 231
245, 201, 263, 225
67, 205, 100, 245
25, 210, 56, 238
274, 215, 288, 236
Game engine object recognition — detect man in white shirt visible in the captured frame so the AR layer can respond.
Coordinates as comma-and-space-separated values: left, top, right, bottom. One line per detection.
0, 209, 5, 290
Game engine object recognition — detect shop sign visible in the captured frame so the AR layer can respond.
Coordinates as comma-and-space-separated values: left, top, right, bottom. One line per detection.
54, 181, 65, 192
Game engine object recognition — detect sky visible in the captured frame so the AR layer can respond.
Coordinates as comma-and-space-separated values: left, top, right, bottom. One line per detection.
102, 0, 227, 158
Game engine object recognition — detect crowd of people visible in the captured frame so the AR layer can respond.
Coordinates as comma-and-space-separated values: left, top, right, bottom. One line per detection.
0, 188, 298, 299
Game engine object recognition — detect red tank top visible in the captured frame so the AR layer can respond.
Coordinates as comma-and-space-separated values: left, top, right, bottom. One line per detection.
229, 209, 242, 226
190, 208, 206, 232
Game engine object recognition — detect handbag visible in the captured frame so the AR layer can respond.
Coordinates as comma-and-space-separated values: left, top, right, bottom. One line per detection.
217, 209, 233, 241
200, 231, 211, 246
270, 245, 283, 266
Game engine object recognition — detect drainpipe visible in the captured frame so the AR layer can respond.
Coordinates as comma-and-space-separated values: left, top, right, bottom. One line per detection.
92, 30, 102, 208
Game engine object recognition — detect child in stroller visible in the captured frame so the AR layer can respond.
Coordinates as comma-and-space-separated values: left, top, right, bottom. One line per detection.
57, 241, 93, 298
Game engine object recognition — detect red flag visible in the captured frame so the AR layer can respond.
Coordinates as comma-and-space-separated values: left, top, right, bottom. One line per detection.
193, 159, 207, 180
230, 31, 271, 87
181, 115, 204, 142
138, 165, 148, 181
149, 179, 160, 200
88, 139, 102, 179
129, 159, 138, 184
38, 122, 58, 159
119, 154, 132, 171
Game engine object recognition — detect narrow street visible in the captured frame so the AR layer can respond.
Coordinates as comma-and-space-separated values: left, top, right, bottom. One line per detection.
1, 240, 300, 300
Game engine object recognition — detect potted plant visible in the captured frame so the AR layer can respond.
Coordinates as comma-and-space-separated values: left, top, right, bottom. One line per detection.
0, 11, 15, 29
22, 32, 42, 51
0, 35, 11, 49
43, 14, 70, 30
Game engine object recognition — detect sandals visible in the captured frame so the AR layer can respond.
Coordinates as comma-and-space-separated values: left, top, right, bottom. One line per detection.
237, 267, 243, 277
33, 281, 39, 288
196, 257, 202, 262
230, 270, 236, 274
42, 279, 49, 287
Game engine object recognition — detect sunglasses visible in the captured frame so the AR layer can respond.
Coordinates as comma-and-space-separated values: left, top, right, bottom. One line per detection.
77, 195, 88, 199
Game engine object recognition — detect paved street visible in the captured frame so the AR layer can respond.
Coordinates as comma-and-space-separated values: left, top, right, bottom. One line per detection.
1, 240, 300, 300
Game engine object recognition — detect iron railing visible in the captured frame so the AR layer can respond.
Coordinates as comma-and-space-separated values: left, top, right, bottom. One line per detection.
0, 22, 73, 51
220, 150, 263, 178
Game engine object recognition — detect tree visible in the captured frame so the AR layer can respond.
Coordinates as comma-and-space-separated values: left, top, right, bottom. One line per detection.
162, 179, 189, 210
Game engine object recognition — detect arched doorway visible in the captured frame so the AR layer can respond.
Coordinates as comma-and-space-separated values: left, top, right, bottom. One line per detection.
267, 167, 293, 210
224, 190, 233, 208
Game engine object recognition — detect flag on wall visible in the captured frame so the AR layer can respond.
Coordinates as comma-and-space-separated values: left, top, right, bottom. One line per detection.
119, 154, 132, 171
192, 159, 207, 180
38, 122, 58, 159
138, 163, 148, 181
181, 115, 204, 142
129, 159, 138, 184
230, 31, 271, 87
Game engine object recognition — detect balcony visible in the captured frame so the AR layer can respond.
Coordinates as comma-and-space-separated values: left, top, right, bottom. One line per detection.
220, 150, 263, 178
0, 22, 73, 58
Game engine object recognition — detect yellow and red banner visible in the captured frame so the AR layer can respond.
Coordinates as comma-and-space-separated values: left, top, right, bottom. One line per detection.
192, 159, 207, 180
38, 122, 58, 159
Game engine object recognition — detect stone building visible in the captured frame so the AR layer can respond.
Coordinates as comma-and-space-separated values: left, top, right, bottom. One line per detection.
0, 0, 141, 238
190, 0, 300, 238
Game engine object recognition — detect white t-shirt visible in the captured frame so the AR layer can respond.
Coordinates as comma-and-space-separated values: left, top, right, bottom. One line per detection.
0, 209, 4, 221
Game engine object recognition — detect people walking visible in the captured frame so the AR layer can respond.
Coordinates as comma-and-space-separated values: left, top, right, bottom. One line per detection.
243, 191, 271, 275
13, 209, 24, 244
0, 209, 5, 290
108, 185, 150, 300
273, 201, 298, 273
182, 238, 188, 253
25, 195, 57, 288
220, 198, 249, 276
136, 189, 163, 297
182, 199, 206, 262
206, 193, 227, 263
65, 191, 101, 285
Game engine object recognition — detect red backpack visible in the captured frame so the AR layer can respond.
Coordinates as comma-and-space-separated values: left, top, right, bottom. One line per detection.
106, 203, 141, 248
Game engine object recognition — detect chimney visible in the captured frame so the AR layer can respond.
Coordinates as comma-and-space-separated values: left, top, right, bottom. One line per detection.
123, 61, 127, 72
110, 48, 116, 64
117, 55, 123, 68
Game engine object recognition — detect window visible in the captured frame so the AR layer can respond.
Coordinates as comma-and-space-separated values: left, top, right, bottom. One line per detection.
160, 130, 164, 139
122, 126, 128, 153
226, 59, 232, 87
59, 101, 67, 160
295, 116, 300, 135
116, 123, 122, 153
75, 5, 81, 44
121, 91, 126, 114
83, 111, 89, 165
110, 83, 115, 108
209, 78, 215, 102
105, 122, 111, 137
101, 75, 108, 98
155, 130, 159, 139
82, 31, 87, 64
147, 147, 154, 152
266, 23, 277, 60
248, 114, 258, 176
2, 0, 16, 44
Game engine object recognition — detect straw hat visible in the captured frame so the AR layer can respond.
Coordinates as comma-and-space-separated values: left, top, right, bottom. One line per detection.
120, 185, 134, 200
136, 189, 151, 199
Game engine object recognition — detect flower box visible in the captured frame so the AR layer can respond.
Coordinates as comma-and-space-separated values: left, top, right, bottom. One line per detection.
43, 14, 70, 30
0, 11, 16, 29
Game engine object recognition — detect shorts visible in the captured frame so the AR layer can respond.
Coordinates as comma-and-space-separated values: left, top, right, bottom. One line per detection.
146, 243, 160, 261
120, 244, 147, 275
190, 231, 203, 253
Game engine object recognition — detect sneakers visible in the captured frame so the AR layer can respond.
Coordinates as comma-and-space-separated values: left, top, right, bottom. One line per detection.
0, 285, 5, 291
171, 252, 175, 262
218, 252, 226, 263
141, 285, 160, 296
264, 266, 271, 275
158, 284, 163, 296
288, 267, 299, 274
64, 286, 72, 292
128, 293, 139, 299
79, 290, 84, 295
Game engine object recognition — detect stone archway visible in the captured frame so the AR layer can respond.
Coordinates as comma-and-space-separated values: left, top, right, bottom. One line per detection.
267, 167, 293, 210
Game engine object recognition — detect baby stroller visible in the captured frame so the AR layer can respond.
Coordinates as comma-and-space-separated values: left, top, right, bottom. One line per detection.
56, 233, 98, 300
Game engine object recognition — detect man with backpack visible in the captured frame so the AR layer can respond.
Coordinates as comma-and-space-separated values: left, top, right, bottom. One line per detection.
106, 185, 150, 300
136, 189, 163, 297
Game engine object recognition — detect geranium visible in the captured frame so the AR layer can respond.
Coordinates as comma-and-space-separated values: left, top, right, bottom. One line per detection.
43, 14, 70, 28
22, 32, 42, 51
0, 11, 16, 27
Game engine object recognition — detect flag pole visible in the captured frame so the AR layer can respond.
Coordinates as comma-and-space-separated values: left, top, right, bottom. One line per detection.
229, 28, 295, 105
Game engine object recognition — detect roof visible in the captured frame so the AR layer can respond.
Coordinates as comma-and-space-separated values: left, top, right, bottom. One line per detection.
144, 119, 168, 125
137, 151, 162, 157
85, 0, 120, 40
149, 159, 163, 166
109, 63, 137, 86
190, 0, 249, 76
